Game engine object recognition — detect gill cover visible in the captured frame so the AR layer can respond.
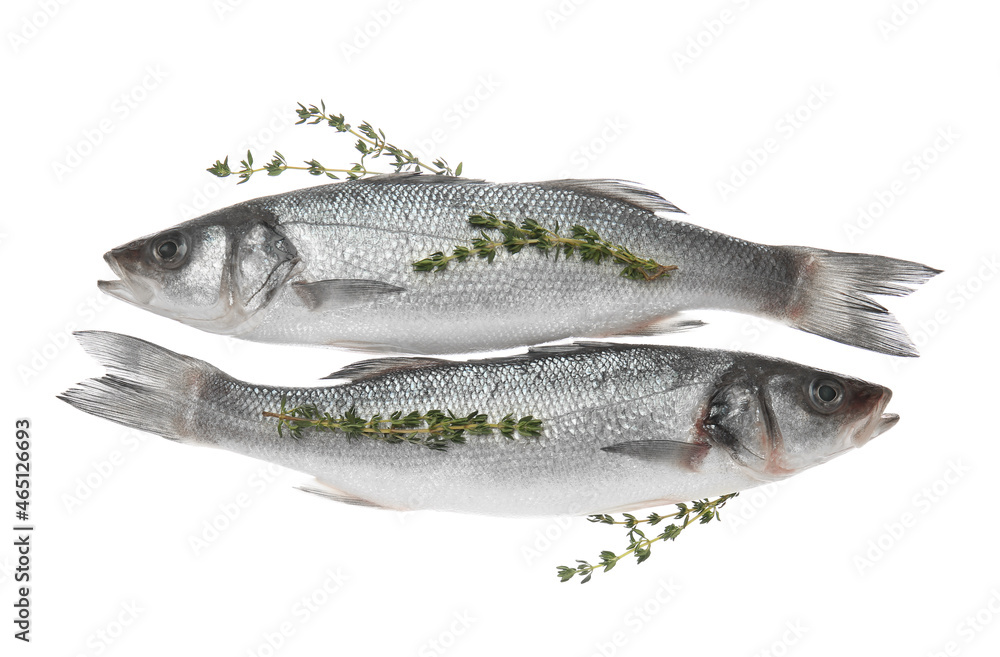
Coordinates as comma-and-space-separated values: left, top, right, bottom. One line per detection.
703, 380, 779, 476
234, 221, 300, 319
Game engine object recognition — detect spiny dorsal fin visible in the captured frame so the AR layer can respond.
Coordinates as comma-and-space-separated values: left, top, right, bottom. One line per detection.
323, 356, 450, 381
534, 179, 685, 215
354, 172, 487, 185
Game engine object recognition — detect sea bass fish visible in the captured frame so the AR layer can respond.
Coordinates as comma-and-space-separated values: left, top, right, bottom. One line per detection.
98, 175, 938, 356
60, 332, 899, 516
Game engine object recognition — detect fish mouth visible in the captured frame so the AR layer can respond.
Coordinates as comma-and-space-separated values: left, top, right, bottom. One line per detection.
870, 413, 900, 440
852, 389, 898, 448
98, 250, 153, 306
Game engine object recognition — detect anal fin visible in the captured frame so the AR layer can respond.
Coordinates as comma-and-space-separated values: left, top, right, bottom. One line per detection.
296, 479, 393, 510
604, 316, 706, 338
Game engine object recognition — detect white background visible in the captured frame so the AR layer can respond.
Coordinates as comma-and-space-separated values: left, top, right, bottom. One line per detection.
4, 1, 999, 655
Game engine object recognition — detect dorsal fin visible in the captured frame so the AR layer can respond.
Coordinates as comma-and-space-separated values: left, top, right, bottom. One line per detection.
354, 174, 684, 215
534, 179, 685, 215
326, 343, 641, 381
525, 341, 621, 356
354, 172, 487, 185
323, 356, 450, 381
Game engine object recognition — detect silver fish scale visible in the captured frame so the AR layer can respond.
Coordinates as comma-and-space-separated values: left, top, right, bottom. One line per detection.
191, 344, 757, 515
238, 178, 796, 352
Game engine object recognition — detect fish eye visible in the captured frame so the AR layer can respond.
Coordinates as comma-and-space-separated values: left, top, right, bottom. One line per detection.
808, 378, 845, 413
157, 241, 177, 259
150, 233, 188, 269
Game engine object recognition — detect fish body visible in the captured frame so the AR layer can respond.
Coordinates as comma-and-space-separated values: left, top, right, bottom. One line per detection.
100, 175, 938, 356
60, 332, 898, 516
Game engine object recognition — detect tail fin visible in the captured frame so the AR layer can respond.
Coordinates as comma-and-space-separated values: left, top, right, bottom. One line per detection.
58, 331, 218, 442
785, 247, 940, 357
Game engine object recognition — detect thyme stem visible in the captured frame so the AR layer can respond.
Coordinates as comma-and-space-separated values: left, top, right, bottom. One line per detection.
557, 493, 738, 583
207, 101, 461, 184
264, 400, 541, 451
414, 212, 677, 281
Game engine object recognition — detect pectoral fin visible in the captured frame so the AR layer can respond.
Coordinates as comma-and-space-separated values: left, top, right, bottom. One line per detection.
601, 440, 710, 471
292, 279, 405, 311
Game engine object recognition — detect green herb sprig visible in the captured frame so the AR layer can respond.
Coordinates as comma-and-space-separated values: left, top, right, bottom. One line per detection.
556, 493, 738, 583
207, 101, 461, 184
263, 399, 540, 451
413, 212, 677, 281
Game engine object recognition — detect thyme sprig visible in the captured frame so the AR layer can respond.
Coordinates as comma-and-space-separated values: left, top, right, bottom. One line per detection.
556, 493, 738, 583
413, 212, 677, 281
263, 399, 540, 451
207, 101, 461, 184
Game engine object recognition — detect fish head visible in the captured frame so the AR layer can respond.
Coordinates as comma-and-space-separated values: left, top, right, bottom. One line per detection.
703, 362, 897, 481
98, 208, 299, 334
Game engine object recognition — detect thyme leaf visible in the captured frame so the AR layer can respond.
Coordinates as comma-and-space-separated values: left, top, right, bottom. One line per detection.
413, 212, 677, 281
207, 101, 461, 184
556, 493, 738, 583
263, 398, 541, 451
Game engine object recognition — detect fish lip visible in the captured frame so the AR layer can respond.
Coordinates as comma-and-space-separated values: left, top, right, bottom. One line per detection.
871, 413, 900, 439
852, 389, 897, 447
98, 250, 152, 305
97, 278, 141, 304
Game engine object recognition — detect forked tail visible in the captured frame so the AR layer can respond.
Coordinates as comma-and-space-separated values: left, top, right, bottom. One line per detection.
784, 247, 940, 357
58, 331, 219, 443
